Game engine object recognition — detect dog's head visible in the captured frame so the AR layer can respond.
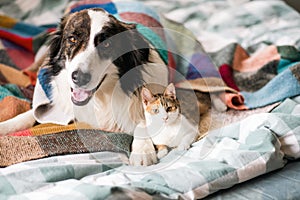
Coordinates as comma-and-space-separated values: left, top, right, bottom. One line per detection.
48, 8, 150, 106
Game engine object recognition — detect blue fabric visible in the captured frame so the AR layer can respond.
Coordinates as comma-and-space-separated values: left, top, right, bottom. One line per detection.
0, 22, 46, 38
277, 59, 300, 73
115, 1, 160, 22
37, 68, 53, 101
70, 3, 117, 14
241, 68, 300, 108
13, 22, 47, 36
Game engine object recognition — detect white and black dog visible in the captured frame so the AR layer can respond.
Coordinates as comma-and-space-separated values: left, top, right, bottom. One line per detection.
0, 8, 169, 166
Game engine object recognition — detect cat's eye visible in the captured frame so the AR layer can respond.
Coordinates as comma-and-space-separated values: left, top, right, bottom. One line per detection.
152, 108, 159, 114
166, 106, 175, 112
68, 36, 77, 44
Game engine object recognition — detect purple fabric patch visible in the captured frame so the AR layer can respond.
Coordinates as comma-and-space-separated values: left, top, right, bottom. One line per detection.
186, 53, 220, 79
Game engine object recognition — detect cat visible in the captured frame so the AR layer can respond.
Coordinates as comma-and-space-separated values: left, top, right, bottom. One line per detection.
141, 83, 199, 159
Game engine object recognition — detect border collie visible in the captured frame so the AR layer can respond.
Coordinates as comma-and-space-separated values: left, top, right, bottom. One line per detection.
0, 8, 169, 166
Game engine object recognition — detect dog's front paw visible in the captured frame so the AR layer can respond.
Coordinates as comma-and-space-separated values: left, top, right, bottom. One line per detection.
129, 151, 157, 166
129, 138, 157, 166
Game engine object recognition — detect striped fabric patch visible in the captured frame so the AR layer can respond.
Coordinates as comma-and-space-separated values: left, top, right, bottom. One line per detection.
0, 128, 133, 167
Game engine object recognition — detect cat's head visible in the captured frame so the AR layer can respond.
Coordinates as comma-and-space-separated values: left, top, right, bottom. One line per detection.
141, 83, 180, 124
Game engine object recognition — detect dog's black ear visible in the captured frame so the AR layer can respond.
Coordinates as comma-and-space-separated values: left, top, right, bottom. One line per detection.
111, 22, 151, 95
125, 24, 150, 65
49, 16, 67, 59
46, 14, 69, 75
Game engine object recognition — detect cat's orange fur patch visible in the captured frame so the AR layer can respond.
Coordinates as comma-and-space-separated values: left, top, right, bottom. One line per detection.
146, 99, 161, 114
155, 144, 167, 151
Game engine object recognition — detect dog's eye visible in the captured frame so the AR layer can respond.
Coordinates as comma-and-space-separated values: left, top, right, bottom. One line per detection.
68, 36, 77, 44
102, 40, 111, 48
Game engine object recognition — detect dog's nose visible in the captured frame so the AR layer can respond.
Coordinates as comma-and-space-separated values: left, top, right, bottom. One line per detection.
71, 70, 91, 86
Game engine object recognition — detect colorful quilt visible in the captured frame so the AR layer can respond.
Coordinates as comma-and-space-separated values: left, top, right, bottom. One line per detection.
0, 0, 300, 199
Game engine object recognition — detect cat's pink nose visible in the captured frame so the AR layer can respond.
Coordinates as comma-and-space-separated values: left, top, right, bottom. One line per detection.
163, 116, 168, 121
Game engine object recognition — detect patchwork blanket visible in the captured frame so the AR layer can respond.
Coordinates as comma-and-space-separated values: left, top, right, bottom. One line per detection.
1, 0, 300, 199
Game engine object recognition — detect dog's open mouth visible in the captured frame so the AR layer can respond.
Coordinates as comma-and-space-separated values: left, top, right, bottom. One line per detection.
71, 88, 94, 106
71, 74, 107, 106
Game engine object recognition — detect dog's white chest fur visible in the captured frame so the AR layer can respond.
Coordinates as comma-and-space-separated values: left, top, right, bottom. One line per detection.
73, 74, 136, 132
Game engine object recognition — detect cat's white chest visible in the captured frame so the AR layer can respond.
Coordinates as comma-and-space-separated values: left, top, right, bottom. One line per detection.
151, 124, 181, 147
149, 115, 197, 148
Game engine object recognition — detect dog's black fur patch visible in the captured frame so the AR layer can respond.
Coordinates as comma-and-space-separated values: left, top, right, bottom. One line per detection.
95, 14, 150, 95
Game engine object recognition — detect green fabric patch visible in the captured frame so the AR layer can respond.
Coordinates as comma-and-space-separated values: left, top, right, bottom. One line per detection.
0, 84, 27, 101
272, 98, 298, 114
242, 129, 276, 152
75, 184, 112, 199
0, 176, 16, 195
136, 23, 168, 65
189, 161, 237, 184
277, 46, 300, 61
40, 165, 75, 182
133, 173, 175, 195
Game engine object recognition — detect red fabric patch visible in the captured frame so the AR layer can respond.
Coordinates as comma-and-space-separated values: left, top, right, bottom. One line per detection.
119, 12, 165, 40
219, 64, 240, 91
9, 130, 32, 136
0, 30, 33, 52
7, 49, 34, 70
168, 51, 176, 82
23, 70, 37, 86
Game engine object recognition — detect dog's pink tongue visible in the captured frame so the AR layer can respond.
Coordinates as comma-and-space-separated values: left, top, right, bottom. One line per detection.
72, 88, 90, 102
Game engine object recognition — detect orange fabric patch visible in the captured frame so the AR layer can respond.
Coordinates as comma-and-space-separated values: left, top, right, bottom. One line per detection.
233, 45, 280, 72
0, 64, 31, 87
0, 96, 31, 122
221, 92, 248, 110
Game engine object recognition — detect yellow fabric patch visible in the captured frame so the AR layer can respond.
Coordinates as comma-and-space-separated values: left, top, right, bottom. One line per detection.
0, 15, 17, 28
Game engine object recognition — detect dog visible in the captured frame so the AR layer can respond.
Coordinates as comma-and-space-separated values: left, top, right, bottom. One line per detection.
0, 8, 169, 166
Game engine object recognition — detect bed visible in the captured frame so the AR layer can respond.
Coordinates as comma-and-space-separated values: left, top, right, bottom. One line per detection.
0, 0, 300, 199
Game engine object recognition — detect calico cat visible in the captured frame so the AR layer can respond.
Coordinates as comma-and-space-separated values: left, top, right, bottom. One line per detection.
141, 83, 198, 159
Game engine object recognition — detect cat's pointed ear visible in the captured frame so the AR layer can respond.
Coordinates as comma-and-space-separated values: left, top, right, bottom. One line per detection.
141, 87, 154, 105
164, 83, 176, 98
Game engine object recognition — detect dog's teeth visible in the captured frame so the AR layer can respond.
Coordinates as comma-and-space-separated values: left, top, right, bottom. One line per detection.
72, 88, 91, 102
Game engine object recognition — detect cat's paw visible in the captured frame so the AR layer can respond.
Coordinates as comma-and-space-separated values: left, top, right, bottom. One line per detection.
176, 144, 191, 151
129, 138, 158, 166
157, 148, 168, 159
